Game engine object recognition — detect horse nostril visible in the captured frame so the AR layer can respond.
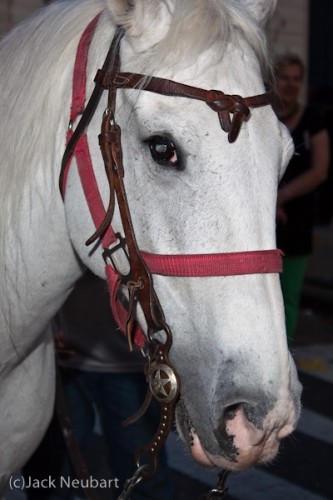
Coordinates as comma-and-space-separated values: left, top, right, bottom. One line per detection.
223, 402, 243, 422
214, 403, 244, 461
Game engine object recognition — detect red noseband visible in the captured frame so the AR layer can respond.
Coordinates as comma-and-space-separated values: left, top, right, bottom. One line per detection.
142, 250, 283, 277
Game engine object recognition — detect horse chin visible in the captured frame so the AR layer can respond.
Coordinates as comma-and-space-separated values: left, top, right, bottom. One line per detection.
175, 397, 295, 471
189, 432, 281, 471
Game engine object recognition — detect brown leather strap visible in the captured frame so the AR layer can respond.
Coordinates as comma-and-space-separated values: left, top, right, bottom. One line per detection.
55, 367, 99, 500
96, 71, 272, 143
98, 113, 167, 336
95, 33, 181, 476
109, 72, 271, 108
98, 113, 180, 477
134, 338, 180, 477
59, 27, 125, 195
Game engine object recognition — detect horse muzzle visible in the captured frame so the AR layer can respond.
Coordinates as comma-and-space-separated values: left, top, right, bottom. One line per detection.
176, 383, 301, 471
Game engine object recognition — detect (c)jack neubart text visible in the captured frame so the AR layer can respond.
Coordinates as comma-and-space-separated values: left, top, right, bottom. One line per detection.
9, 475, 120, 490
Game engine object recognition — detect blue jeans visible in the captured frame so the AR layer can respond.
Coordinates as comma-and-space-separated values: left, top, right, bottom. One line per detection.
23, 368, 174, 500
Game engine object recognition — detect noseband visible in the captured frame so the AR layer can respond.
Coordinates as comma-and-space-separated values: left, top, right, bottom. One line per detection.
60, 13, 282, 489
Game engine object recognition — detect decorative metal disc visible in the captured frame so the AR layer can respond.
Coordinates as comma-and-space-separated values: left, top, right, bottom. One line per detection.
149, 363, 179, 403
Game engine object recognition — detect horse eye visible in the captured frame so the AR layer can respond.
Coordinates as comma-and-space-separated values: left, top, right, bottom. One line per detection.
146, 135, 180, 168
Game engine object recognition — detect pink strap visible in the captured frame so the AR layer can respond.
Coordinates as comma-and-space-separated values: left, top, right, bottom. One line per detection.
65, 15, 145, 346
61, 14, 102, 195
142, 249, 283, 277
65, 13, 116, 247
70, 14, 101, 121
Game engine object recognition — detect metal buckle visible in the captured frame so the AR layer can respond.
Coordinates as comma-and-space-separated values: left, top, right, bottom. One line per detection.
67, 110, 84, 132
102, 232, 130, 274
117, 464, 149, 500
200, 470, 230, 499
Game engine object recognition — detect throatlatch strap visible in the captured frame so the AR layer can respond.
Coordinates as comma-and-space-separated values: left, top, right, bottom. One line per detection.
70, 15, 101, 120
62, 13, 101, 195
64, 13, 116, 249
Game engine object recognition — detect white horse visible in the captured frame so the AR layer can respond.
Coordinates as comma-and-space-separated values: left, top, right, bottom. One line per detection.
0, 0, 302, 490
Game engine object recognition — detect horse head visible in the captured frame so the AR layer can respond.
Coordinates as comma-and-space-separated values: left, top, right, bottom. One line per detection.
65, 0, 300, 469
63, 0, 302, 471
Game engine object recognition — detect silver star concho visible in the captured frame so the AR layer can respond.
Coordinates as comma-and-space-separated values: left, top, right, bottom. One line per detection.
149, 363, 178, 404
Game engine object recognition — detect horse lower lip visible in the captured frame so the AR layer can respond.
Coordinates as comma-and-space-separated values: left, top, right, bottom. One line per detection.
190, 433, 216, 466
277, 422, 294, 439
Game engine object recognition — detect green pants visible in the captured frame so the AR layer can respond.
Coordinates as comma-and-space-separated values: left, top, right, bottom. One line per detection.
280, 255, 308, 346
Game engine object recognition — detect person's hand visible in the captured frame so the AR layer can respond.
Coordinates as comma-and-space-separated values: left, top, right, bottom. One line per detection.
276, 204, 288, 225
54, 330, 75, 359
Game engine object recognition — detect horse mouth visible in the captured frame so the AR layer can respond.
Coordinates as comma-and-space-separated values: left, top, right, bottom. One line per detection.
175, 397, 238, 468
175, 397, 195, 445
175, 397, 225, 466
175, 396, 291, 471
175, 398, 238, 468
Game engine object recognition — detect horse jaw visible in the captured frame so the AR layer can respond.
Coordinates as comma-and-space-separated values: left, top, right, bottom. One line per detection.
155, 271, 301, 471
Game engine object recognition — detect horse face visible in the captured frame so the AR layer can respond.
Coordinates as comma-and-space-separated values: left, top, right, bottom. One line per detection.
116, 82, 300, 471
65, 0, 301, 471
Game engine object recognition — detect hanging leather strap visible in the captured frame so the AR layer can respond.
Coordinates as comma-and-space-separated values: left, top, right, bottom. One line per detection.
55, 367, 99, 500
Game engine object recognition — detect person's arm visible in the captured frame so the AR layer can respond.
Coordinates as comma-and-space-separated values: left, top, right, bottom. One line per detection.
278, 129, 330, 206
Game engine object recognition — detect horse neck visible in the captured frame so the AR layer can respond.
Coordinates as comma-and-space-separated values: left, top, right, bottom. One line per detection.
0, 189, 82, 363
0, 3, 106, 358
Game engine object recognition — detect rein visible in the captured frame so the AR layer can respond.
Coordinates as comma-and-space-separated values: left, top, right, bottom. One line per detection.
60, 13, 282, 499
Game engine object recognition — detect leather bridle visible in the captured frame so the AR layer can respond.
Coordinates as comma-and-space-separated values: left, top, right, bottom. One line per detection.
59, 13, 282, 497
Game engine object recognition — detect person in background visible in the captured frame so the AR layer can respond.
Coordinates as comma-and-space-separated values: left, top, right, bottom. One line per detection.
23, 270, 174, 500
273, 54, 330, 346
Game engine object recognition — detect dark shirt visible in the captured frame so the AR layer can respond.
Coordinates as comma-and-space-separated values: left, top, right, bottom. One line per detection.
276, 107, 326, 255
59, 271, 145, 373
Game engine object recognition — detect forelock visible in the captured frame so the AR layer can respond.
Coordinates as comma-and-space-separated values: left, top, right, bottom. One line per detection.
135, 0, 270, 75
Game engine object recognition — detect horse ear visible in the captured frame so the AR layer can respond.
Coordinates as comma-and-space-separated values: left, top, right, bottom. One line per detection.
104, 0, 134, 30
237, 0, 277, 24
105, 0, 168, 38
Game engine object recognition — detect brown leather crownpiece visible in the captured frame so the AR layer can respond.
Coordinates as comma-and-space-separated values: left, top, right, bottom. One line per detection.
102, 71, 271, 143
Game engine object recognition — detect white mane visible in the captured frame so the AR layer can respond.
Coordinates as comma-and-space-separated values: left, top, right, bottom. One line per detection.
132, 0, 270, 74
0, 0, 104, 316
0, 0, 103, 221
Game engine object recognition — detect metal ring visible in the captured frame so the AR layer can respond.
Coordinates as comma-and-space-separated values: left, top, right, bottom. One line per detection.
103, 107, 116, 125
149, 363, 179, 403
